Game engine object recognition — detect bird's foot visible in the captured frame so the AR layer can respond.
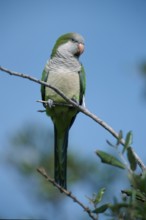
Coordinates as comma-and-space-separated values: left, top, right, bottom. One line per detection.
47, 99, 54, 108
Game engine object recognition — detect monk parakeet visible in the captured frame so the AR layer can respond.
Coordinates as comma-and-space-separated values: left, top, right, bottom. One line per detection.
41, 33, 86, 189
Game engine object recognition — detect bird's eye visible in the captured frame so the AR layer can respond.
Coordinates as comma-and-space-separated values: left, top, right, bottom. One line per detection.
71, 38, 77, 43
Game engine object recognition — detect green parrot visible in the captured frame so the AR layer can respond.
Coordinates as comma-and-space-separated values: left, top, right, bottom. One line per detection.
41, 33, 86, 189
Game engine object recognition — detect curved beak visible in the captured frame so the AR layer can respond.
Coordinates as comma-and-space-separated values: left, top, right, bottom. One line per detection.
78, 43, 84, 54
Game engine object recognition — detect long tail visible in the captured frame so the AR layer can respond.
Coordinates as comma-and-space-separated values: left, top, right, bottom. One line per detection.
54, 125, 69, 189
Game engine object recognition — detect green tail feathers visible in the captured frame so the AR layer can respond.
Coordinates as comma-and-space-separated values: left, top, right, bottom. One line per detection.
54, 125, 69, 189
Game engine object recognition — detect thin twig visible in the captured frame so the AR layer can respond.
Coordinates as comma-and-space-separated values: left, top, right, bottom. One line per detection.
37, 110, 46, 113
37, 167, 97, 220
0, 65, 146, 171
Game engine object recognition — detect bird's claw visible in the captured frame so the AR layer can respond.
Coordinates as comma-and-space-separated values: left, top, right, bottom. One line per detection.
47, 99, 54, 108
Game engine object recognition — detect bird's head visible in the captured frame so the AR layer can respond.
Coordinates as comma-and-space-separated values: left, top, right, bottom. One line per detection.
51, 33, 84, 58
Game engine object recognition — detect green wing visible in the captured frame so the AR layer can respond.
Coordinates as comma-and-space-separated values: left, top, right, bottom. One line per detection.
69, 64, 86, 128
79, 64, 86, 105
41, 69, 49, 106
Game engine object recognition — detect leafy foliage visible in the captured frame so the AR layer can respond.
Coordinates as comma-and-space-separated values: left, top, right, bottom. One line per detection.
95, 131, 146, 219
3, 124, 146, 220
96, 150, 125, 169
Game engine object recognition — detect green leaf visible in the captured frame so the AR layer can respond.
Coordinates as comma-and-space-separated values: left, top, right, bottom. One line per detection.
127, 147, 137, 171
106, 140, 116, 148
122, 131, 133, 154
86, 188, 106, 206
116, 130, 123, 146
96, 150, 125, 169
122, 189, 146, 202
92, 203, 110, 213
94, 188, 106, 204
110, 203, 129, 212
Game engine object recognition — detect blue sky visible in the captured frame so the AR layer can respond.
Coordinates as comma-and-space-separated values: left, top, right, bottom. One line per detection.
0, 0, 146, 219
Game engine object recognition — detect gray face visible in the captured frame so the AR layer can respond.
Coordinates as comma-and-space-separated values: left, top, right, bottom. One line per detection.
70, 33, 84, 45
57, 33, 85, 57
51, 33, 85, 58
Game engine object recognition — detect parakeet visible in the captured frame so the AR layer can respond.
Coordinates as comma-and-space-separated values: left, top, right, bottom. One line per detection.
41, 33, 86, 189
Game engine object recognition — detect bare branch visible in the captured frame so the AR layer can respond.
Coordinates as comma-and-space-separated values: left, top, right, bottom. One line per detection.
0, 65, 146, 171
0, 66, 72, 104
37, 167, 97, 220
0, 66, 121, 139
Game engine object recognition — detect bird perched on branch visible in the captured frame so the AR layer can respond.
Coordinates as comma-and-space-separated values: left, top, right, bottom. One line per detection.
41, 33, 86, 189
